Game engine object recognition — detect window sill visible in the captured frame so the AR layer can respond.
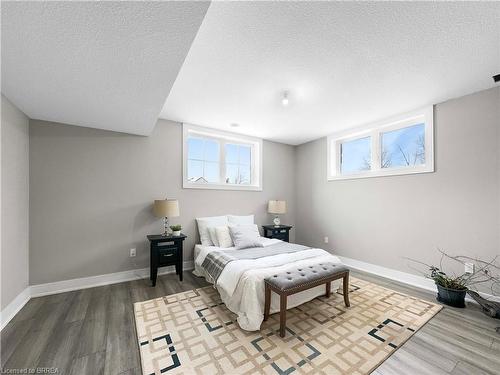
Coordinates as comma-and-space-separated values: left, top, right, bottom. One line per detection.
183, 182, 263, 191
328, 164, 434, 181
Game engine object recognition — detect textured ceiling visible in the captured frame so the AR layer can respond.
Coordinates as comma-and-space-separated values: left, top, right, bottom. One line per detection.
1, 1, 210, 135
161, 2, 500, 145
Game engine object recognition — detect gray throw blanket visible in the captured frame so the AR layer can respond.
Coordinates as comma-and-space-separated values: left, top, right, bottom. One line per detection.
202, 242, 311, 285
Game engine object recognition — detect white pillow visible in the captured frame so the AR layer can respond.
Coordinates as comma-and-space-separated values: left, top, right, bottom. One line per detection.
216, 226, 233, 248
208, 227, 220, 247
227, 214, 254, 225
229, 224, 263, 249
196, 216, 228, 246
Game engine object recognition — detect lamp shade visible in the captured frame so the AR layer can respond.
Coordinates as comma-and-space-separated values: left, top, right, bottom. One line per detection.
153, 199, 179, 218
268, 200, 286, 214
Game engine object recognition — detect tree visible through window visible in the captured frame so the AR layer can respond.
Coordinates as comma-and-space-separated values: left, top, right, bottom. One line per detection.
381, 123, 425, 169
183, 124, 263, 190
328, 107, 433, 180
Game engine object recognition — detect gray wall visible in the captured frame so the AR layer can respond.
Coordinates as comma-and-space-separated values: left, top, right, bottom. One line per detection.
295, 87, 500, 279
1, 95, 29, 309
29, 119, 296, 284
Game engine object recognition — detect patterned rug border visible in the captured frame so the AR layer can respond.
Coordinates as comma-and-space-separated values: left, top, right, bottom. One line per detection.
368, 297, 442, 374
133, 276, 443, 375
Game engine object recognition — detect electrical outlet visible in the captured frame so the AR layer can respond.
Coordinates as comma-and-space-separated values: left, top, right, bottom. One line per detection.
324, 236, 329, 244
130, 248, 136, 257
465, 262, 474, 274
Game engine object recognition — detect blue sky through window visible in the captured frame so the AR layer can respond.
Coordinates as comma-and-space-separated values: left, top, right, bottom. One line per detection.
225, 144, 251, 184
340, 123, 425, 174
187, 137, 219, 183
381, 123, 425, 168
341, 136, 371, 174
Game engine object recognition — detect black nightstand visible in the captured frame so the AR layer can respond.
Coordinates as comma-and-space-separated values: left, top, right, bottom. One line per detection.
262, 225, 293, 242
147, 233, 186, 286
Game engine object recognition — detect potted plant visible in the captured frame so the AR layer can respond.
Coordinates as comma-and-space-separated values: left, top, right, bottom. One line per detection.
170, 224, 182, 236
429, 266, 467, 307
407, 249, 500, 310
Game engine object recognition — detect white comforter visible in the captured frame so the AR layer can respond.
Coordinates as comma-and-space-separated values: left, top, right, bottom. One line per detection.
193, 238, 342, 331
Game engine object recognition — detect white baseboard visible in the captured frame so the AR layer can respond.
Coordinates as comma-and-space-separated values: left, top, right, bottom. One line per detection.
30, 260, 194, 297
0, 287, 31, 330
339, 255, 500, 304
1, 261, 194, 330
339, 256, 437, 293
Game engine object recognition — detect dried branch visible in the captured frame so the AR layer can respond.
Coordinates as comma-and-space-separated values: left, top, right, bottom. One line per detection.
405, 249, 500, 296
397, 144, 410, 166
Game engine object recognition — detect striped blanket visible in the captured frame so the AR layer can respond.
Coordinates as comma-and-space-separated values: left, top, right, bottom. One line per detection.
201, 242, 311, 284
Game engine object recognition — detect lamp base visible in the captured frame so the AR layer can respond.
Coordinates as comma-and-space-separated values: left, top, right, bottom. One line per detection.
162, 217, 172, 236
273, 215, 281, 227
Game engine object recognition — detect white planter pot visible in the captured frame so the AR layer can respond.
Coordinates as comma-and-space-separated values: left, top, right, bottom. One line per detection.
172, 230, 181, 236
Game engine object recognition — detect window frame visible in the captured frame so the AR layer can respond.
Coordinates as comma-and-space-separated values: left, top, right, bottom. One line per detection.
183, 123, 263, 191
327, 107, 434, 181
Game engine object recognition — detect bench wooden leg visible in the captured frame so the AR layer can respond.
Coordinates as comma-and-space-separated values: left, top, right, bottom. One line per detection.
280, 294, 287, 337
343, 272, 350, 307
264, 283, 271, 321
325, 281, 331, 298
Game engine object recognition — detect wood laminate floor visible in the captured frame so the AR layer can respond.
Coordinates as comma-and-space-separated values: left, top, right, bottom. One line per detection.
1, 271, 499, 375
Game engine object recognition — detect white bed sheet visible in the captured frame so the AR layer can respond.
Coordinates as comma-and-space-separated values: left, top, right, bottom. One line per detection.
193, 240, 343, 331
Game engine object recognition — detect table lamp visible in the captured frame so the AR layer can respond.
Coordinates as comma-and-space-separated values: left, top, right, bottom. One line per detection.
268, 200, 286, 227
153, 199, 179, 236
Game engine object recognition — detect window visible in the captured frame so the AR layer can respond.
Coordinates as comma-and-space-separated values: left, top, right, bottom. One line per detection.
328, 107, 433, 180
183, 124, 262, 190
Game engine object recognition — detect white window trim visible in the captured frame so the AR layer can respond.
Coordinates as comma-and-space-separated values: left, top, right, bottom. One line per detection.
327, 106, 434, 181
183, 123, 263, 191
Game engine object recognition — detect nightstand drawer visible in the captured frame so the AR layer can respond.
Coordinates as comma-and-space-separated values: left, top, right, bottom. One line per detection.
158, 247, 178, 265
272, 229, 288, 235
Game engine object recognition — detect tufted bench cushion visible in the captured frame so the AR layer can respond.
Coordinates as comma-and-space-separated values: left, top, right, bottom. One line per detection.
266, 263, 349, 292
264, 262, 350, 337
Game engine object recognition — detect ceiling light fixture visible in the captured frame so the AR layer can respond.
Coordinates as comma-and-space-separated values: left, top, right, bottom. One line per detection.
230, 123, 239, 128
281, 91, 289, 106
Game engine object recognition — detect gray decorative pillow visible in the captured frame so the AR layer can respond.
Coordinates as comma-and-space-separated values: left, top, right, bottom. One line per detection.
229, 224, 264, 249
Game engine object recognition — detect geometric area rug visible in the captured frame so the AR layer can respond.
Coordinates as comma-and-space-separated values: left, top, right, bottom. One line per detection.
134, 277, 442, 375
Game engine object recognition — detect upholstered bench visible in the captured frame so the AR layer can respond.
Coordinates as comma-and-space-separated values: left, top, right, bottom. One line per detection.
264, 263, 350, 337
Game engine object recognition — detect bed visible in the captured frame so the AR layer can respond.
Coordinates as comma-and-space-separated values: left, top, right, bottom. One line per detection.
193, 236, 343, 331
